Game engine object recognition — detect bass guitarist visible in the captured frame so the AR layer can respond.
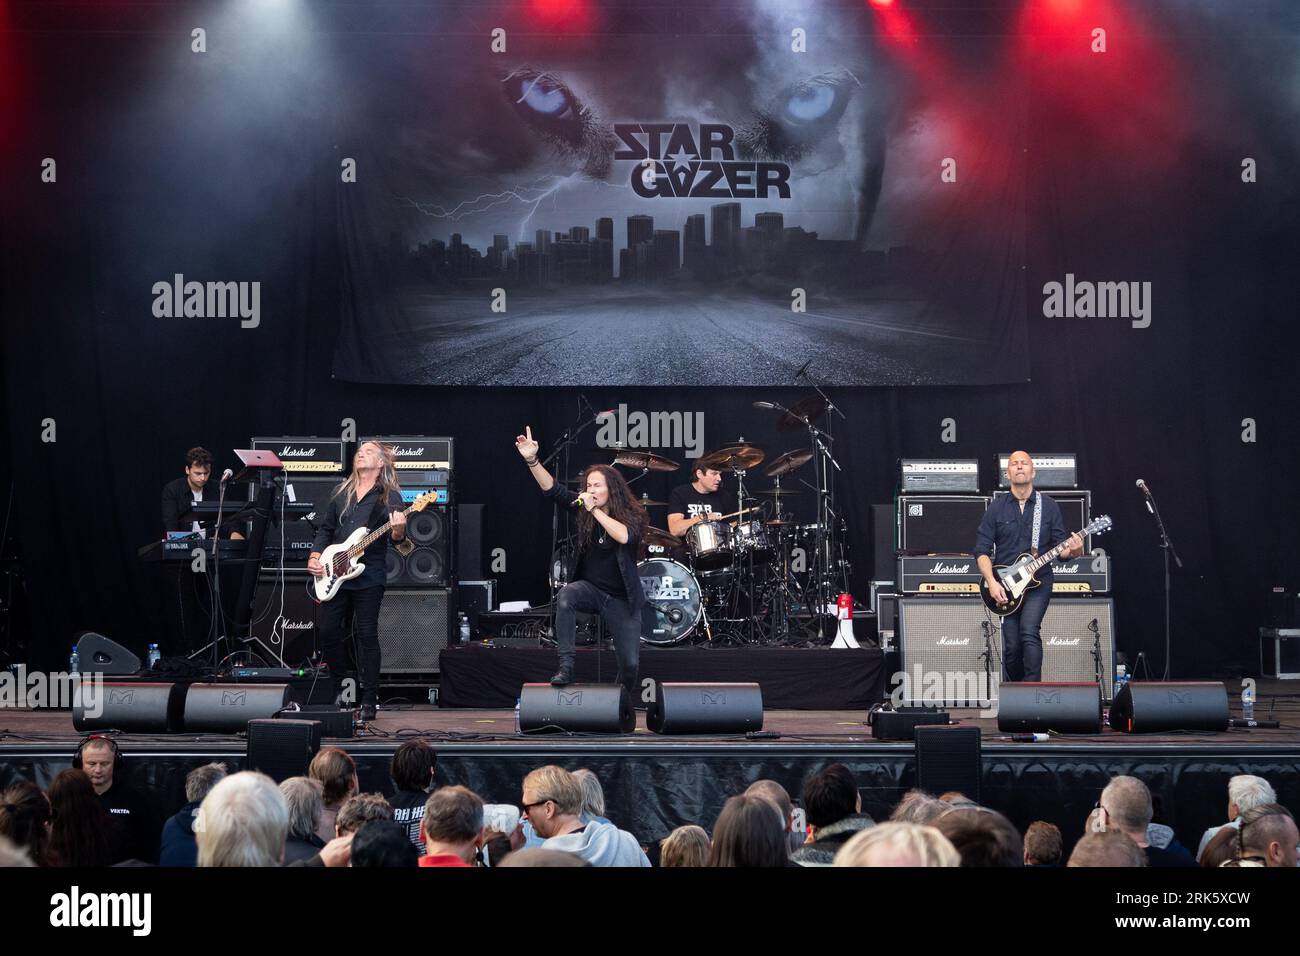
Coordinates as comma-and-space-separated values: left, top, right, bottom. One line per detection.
974, 451, 1083, 682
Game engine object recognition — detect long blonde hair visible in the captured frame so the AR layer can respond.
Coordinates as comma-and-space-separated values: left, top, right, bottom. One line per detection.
332, 441, 402, 513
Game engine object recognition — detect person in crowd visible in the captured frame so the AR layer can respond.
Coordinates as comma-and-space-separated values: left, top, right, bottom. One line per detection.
791, 764, 873, 866
1096, 776, 1195, 867
1068, 831, 1147, 867
1236, 803, 1299, 867
279, 777, 327, 864
195, 771, 289, 867
419, 785, 485, 867
660, 825, 711, 867
834, 822, 960, 867
335, 793, 393, 836
523, 766, 614, 848
890, 789, 948, 825
77, 736, 159, 864
159, 762, 227, 867
389, 739, 436, 850
481, 804, 525, 864
1023, 821, 1063, 867
0, 834, 35, 867
933, 807, 1024, 867
497, 847, 589, 867
1199, 826, 1241, 868
745, 779, 800, 852
707, 794, 792, 867
350, 820, 418, 868
309, 747, 358, 843
1195, 774, 1276, 862
0, 782, 51, 867
521, 765, 650, 867
47, 769, 112, 867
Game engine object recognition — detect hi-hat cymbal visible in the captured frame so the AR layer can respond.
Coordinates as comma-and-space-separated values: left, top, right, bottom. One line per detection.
613, 450, 680, 472
754, 488, 802, 497
644, 526, 682, 548
777, 395, 829, 431
699, 442, 765, 471
636, 494, 669, 507
764, 448, 814, 478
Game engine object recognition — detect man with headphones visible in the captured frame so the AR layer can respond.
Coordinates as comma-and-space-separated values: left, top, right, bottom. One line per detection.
76, 736, 159, 865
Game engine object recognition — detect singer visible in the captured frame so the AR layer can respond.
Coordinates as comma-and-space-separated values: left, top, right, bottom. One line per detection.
974, 451, 1083, 681
515, 426, 648, 703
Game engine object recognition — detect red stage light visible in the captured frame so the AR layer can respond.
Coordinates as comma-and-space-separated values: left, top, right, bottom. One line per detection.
869, 0, 895, 8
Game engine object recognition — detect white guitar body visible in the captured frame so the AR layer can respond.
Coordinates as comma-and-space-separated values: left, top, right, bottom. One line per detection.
314, 527, 370, 602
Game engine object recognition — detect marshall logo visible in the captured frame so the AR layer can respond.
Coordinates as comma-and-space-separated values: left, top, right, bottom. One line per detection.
929, 562, 972, 574
700, 691, 726, 705
937, 637, 971, 646
1046, 637, 1080, 646
220, 690, 247, 706
392, 446, 426, 457
558, 691, 582, 706
282, 620, 313, 631
280, 446, 318, 458
108, 689, 135, 705
615, 123, 791, 199
1056, 564, 1079, 573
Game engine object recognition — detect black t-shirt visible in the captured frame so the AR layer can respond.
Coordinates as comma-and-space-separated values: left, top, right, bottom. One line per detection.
1145, 844, 1197, 868
668, 484, 730, 524
389, 789, 429, 850
98, 782, 160, 865
577, 523, 627, 599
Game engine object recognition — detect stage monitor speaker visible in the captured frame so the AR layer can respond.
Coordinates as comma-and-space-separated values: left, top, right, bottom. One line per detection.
249, 572, 318, 667
1038, 598, 1116, 700
282, 705, 356, 738
1107, 682, 1230, 734
386, 506, 452, 587
458, 503, 484, 580
897, 598, 997, 707
871, 503, 896, 580
72, 632, 142, 676
183, 683, 292, 733
997, 682, 1102, 733
518, 683, 634, 734
897, 495, 989, 554
378, 589, 453, 674
915, 724, 981, 804
73, 681, 184, 733
646, 682, 763, 735
246, 718, 322, 781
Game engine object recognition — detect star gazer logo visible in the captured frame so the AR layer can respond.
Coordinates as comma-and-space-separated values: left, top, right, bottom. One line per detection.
615, 123, 791, 199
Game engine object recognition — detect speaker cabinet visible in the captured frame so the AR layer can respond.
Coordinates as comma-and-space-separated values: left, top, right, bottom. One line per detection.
997, 682, 1102, 733
897, 496, 989, 554
386, 507, 451, 587
1038, 598, 1116, 699
915, 725, 981, 804
248, 572, 318, 667
458, 503, 484, 580
519, 683, 634, 734
184, 683, 291, 733
73, 681, 184, 733
72, 632, 141, 676
1108, 682, 1230, 733
246, 718, 322, 781
378, 589, 453, 674
646, 682, 763, 735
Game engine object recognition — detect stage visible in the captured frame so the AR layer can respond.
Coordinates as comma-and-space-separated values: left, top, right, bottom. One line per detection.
3, 679, 1298, 849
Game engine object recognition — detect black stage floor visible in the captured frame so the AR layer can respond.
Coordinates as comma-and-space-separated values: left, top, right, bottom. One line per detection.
3, 682, 1300, 847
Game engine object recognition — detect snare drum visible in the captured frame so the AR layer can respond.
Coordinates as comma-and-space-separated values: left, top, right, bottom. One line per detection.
732, 520, 774, 563
637, 559, 704, 646
685, 521, 733, 571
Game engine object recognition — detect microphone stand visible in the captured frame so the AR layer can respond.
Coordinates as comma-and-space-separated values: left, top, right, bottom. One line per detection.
543, 398, 597, 648
1140, 481, 1183, 680
1089, 618, 1102, 696
980, 619, 996, 707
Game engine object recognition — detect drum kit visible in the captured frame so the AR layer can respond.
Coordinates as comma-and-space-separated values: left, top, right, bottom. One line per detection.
544, 392, 851, 648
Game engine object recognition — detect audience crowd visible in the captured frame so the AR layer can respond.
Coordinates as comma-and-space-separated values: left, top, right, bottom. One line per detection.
1, 738, 1295, 869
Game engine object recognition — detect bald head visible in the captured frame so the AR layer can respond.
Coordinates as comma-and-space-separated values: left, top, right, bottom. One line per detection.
1006, 451, 1035, 489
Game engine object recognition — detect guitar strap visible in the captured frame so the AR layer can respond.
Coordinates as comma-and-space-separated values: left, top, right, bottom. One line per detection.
1030, 491, 1042, 557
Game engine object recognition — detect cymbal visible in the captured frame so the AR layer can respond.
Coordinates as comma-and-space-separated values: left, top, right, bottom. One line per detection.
764, 448, 813, 478
699, 442, 765, 471
613, 450, 680, 472
754, 488, 802, 497
636, 494, 669, 507
644, 526, 682, 548
778, 395, 829, 431
765, 518, 798, 526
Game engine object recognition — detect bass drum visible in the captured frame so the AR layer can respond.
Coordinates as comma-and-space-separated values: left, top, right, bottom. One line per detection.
637, 558, 703, 646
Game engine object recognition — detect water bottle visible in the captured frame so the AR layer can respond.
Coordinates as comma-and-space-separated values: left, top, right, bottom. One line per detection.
147, 643, 161, 669
1114, 664, 1129, 696
458, 613, 471, 644
514, 697, 522, 734
1242, 683, 1255, 721
69, 644, 80, 675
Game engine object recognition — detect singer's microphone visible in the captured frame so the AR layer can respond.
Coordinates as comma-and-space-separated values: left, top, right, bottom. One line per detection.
220, 468, 233, 484
569, 493, 587, 510
1135, 478, 1154, 513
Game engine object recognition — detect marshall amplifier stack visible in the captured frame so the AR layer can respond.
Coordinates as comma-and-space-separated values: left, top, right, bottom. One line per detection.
251, 437, 347, 570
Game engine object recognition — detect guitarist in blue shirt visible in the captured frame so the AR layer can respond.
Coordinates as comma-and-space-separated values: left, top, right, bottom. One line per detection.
974, 451, 1083, 681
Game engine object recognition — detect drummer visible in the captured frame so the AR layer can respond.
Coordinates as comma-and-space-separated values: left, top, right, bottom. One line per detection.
667, 463, 729, 538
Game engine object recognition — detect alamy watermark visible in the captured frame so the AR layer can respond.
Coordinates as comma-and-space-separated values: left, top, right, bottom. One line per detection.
1, 667, 105, 718
889, 667, 1001, 718
1042, 273, 1151, 328
595, 404, 704, 458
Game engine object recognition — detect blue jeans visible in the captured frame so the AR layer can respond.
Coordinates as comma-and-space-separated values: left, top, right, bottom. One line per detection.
1001, 583, 1051, 682
555, 581, 641, 701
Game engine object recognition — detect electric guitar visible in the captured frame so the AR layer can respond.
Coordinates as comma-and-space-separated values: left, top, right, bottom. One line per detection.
979, 515, 1113, 616
313, 491, 437, 602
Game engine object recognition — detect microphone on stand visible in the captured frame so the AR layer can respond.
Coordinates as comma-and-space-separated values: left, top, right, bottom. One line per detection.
751, 401, 778, 410
1135, 478, 1154, 514
220, 468, 233, 485
794, 359, 813, 380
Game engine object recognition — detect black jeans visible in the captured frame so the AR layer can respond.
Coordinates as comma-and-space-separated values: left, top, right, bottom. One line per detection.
555, 580, 641, 703
1001, 582, 1051, 682
317, 584, 384, 705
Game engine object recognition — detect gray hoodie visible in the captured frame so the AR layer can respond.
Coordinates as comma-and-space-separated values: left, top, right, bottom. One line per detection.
543, 822, 652, 867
